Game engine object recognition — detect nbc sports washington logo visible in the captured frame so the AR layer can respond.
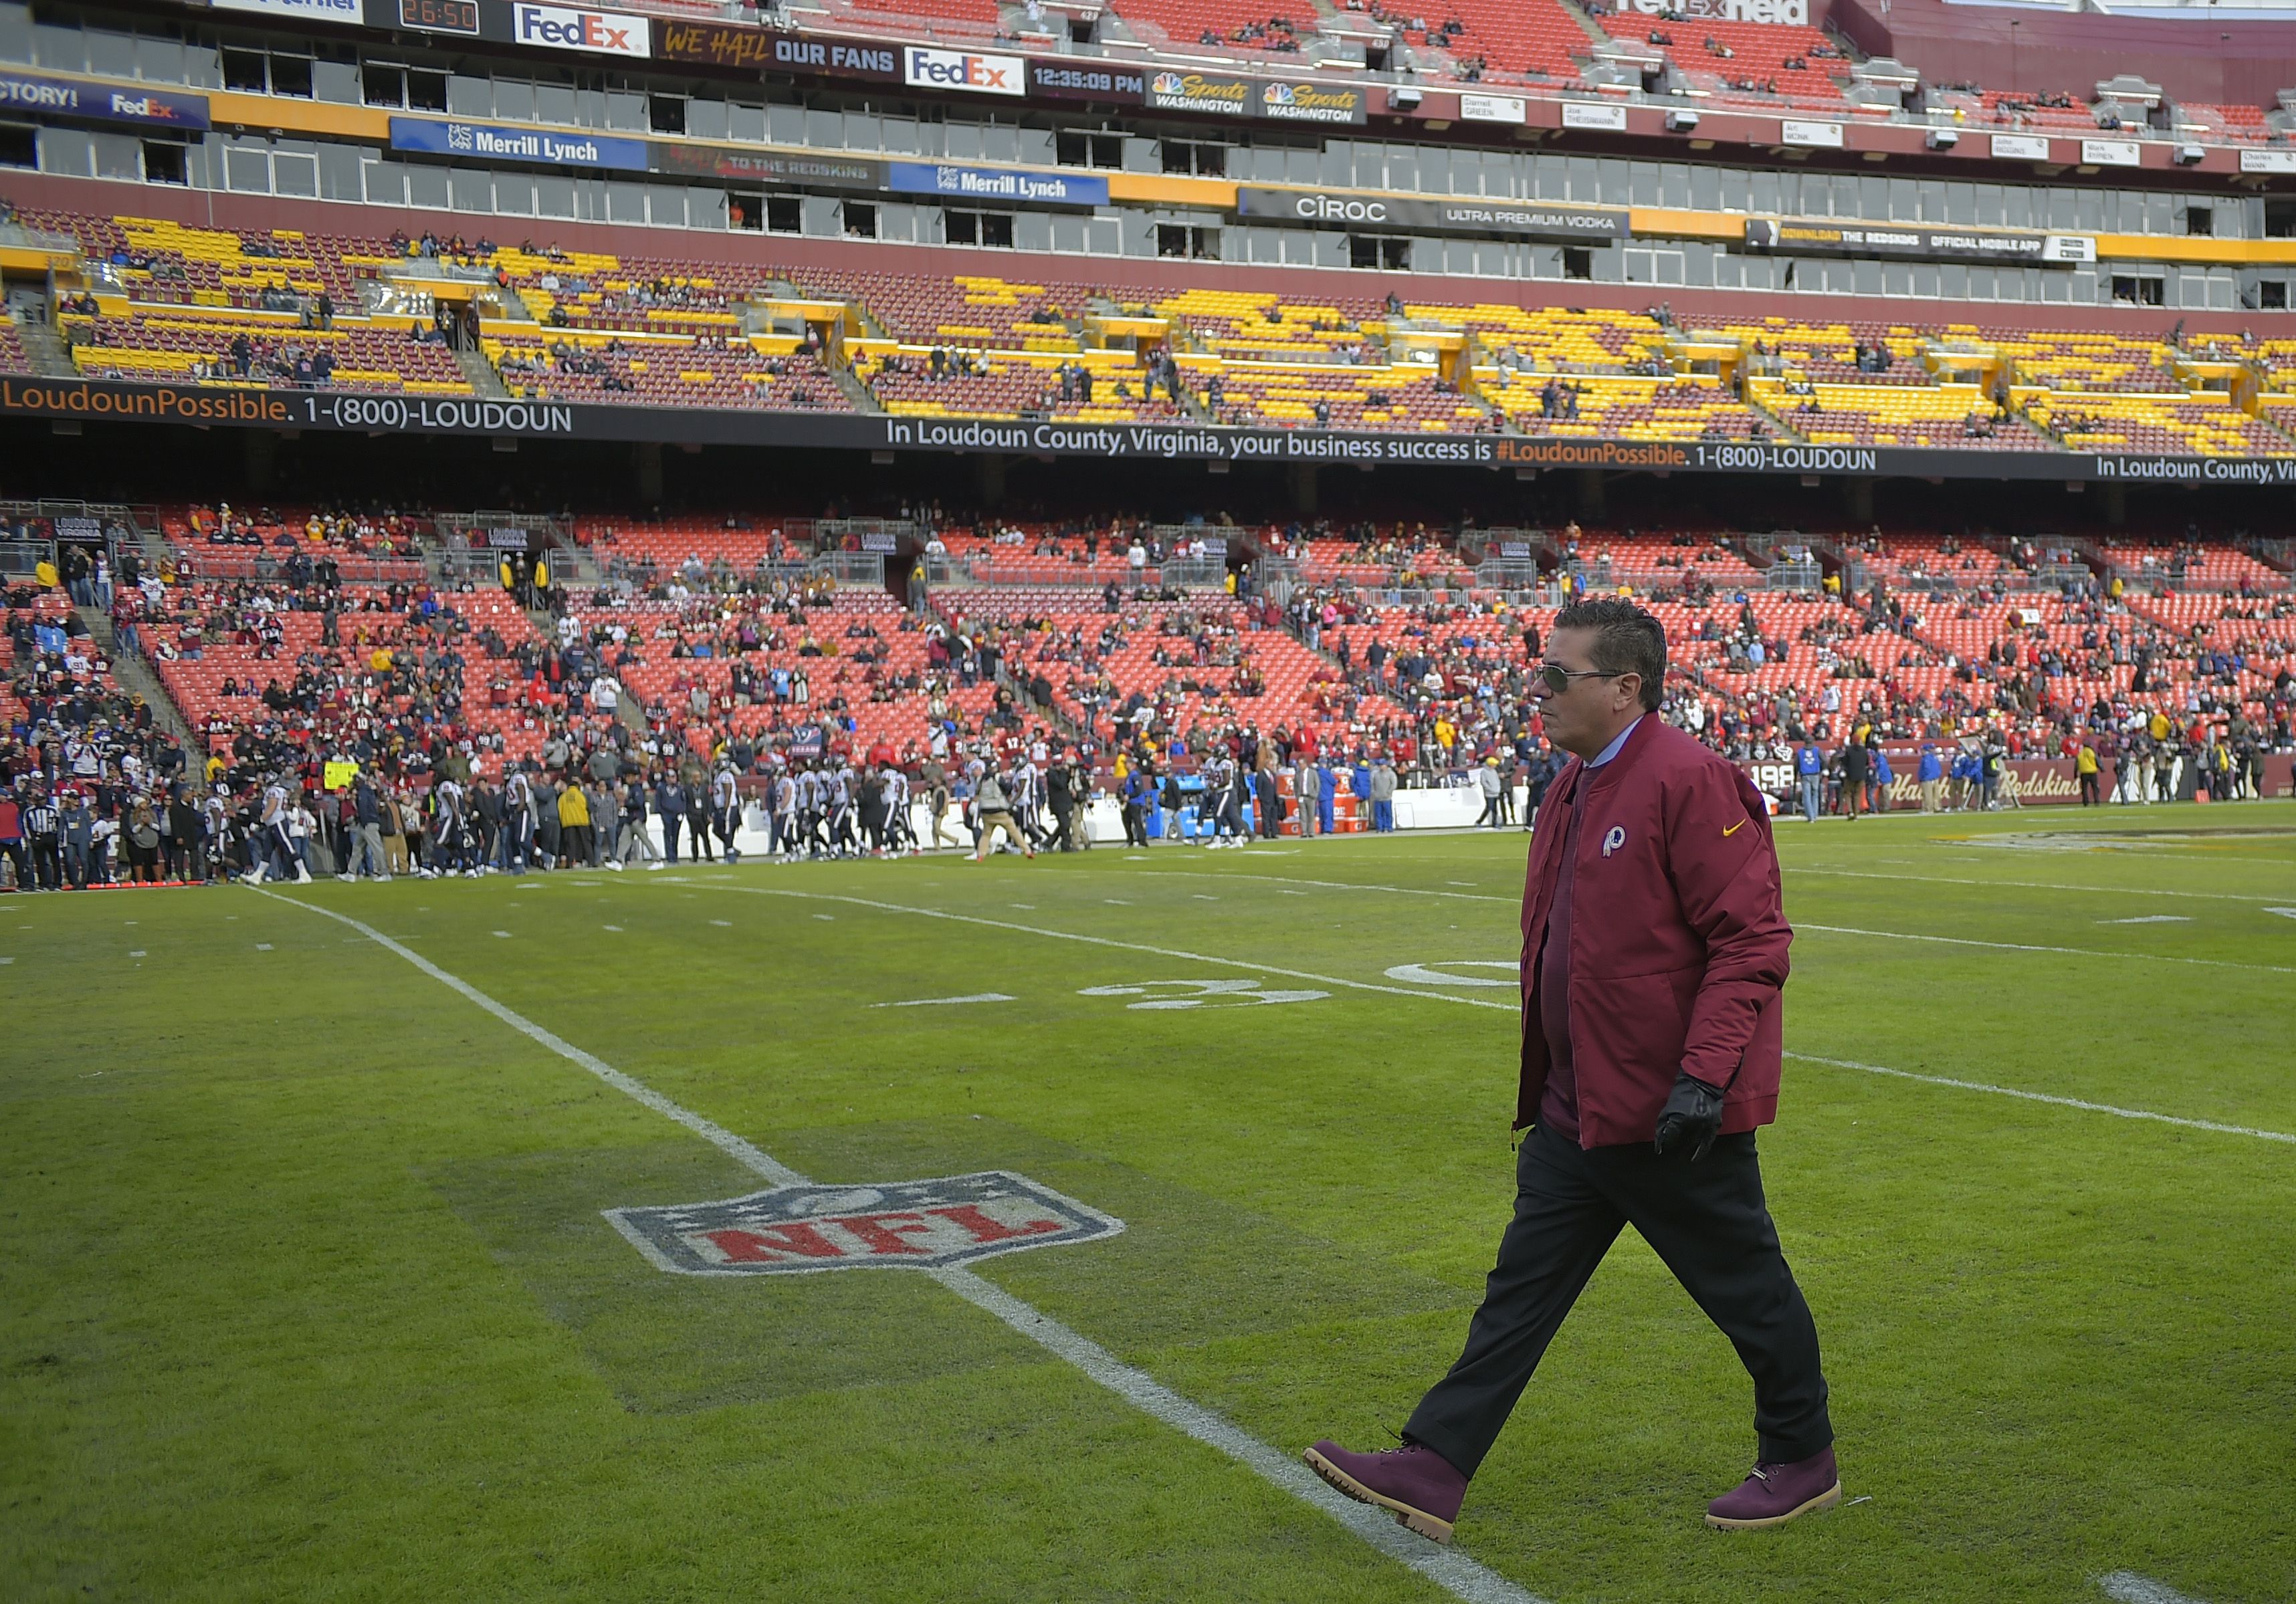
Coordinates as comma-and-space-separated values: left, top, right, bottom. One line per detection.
607, 1171, 1124, 1276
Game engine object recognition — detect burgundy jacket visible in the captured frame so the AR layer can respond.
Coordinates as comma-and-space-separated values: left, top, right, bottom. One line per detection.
1519, 717, 1790, 1146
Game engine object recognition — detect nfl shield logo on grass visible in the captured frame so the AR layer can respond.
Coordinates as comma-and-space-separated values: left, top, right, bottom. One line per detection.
606, 1171, 1124, 1276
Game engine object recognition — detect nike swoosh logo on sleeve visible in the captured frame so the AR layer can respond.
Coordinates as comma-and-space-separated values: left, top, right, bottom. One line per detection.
1723, 819, 1746, 837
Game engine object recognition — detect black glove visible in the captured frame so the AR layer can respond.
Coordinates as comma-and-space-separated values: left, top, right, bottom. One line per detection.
1653, 1073, 1726, 1161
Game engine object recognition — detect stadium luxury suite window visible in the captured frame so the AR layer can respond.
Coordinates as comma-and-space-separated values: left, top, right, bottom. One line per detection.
1160, 139, 1227, 177
1349, 235, 1411, 271
1158, 225, 1219, 260
1056, 130, 1126, 170
944, 209, 1015, 249
221, 45, 310, 98
361, 62, 447, 112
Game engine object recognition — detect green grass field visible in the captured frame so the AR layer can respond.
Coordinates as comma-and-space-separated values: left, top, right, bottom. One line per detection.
5, 804, 2294, 1604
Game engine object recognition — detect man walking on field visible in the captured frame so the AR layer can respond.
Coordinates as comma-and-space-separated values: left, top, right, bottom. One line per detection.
1308, 598, 1837, 1542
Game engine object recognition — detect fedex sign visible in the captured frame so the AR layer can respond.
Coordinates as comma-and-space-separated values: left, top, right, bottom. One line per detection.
903, 45, 1025, 97
512, 3, 649, 58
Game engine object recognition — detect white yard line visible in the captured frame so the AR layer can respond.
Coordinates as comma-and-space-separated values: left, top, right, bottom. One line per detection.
1142, 868, 1515, 904
687, 883, 2295, 1147
254, 889, 1541, 1604
1798, 924, 2295, 976
675, 883, 1518, 1014
1790, 1055, 2296, 1147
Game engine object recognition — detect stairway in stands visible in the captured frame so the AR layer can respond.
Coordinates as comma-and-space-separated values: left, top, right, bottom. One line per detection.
5, 288, 78, 378
454, 344, 511, 398
79, 604, 197, 747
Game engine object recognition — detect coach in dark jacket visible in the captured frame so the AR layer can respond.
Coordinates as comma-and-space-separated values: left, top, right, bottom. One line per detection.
1309, 597, 1837, 1541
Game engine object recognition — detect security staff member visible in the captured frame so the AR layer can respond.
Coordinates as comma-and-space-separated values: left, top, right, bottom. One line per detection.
1308, 598, 1836, 1540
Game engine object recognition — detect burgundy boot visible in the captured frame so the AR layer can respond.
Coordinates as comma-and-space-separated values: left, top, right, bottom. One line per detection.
1303, 1440, 1468, 1543
1704, 1446, 1841, 1530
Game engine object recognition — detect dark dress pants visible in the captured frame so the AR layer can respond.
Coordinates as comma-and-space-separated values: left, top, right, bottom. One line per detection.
1405, 1121, 1833, 1478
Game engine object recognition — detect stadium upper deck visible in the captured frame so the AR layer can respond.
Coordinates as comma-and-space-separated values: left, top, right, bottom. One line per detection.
13, 203, 2296, 461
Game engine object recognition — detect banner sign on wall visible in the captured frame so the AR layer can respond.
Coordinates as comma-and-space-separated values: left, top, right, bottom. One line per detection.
212, 0, 361, 19
653, 19, 900, 81
1743, 218, 2095, 266
1990, 133, 2052, 162
1459, 92, 1528, 125
510, 2, 650, 58
16, 376, 2296, 491
389, 116, 649, 170
1256, 78, 1368, 125
1620, 0, 1808, 20
1561, 100, 1628, 132
885, 162, 1108, 206
1146, 70, 1256, 118
1780, 119, 1846, 148
2079, 138, 2143, 167
2240, 148, 2296, 174
649, 144, 885, 189
1237, 187, 1627, 240
903, 46, 1026, 96
1027, 61, 1146, 102
0, 70, 210, 130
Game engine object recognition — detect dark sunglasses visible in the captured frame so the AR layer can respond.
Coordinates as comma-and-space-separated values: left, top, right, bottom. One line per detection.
1535, 664, 1625, 697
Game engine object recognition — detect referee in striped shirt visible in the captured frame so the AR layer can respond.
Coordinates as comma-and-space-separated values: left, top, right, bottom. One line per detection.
23, 792, 62, 891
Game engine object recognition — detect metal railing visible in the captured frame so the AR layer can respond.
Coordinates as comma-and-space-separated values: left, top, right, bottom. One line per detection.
809, 552, 886, 587
1764, 560, 1824, 592
0, 539, 49, 579
815, 518, 916, 553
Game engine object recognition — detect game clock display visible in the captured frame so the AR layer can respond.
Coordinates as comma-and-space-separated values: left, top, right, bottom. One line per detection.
399, 0, 479, 34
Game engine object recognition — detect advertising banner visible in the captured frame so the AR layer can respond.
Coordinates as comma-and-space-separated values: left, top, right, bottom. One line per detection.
1255, 78, 1367, 126
885, 161, 1108, 207
389, 116, 649, 170
15, 376, 2296, 488
1236, 187, 1627, 240
213, 0, 361, 19
1146, 69, 1256, 118
510, 2, 650, 59
1738, 754, 2294, 809
1619, 0, 1807, 19
649, 144, 885, 189
902, 46, 1025, 97
1743, 218, 2095, 267
652, 20, 901, 82
0, 70, 209, 131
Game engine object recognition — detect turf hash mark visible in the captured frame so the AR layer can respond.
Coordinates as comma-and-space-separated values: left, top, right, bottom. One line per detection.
253, 890, 1547, 1604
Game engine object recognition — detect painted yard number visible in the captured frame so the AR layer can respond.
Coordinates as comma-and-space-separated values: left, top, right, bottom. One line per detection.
1079, 978, 1329, 1010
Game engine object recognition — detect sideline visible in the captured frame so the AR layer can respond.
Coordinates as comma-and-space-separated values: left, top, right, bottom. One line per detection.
251, 887, 1544, 1604
673, 880, 2296, 1149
